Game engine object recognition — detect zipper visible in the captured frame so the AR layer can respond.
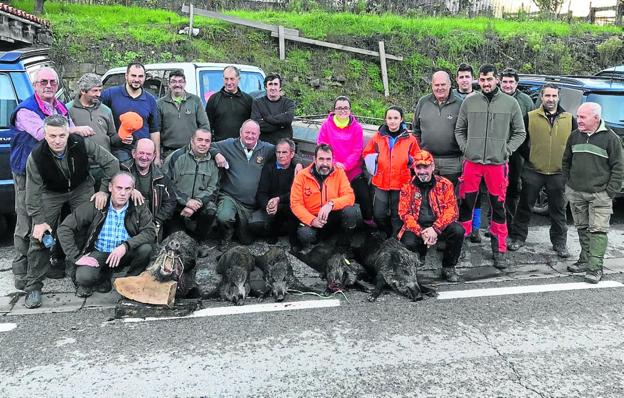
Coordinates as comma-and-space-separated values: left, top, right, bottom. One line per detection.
483, 98, 490, 160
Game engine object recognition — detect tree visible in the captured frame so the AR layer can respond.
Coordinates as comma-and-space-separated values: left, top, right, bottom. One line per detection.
532, 0, 564, 14
34, 0, 45, 15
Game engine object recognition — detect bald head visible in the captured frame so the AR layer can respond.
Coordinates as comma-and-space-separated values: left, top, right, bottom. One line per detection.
132, 138, 156, 173
431, 71, 451, 102
577, 102, 602, 134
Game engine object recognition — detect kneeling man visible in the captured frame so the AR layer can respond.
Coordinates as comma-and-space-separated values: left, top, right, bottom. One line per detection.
398, 150, 464, 282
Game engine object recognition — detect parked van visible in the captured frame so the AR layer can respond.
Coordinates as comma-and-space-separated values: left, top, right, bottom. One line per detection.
101, 62, 266, 106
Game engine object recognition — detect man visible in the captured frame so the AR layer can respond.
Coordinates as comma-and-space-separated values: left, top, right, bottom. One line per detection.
205, 65, 253, 142
291, 143, 358, 247
101, 62, 159, 163
251, 73, 295, 144
157, 70, 210, 160
248, 138, 298, 246
454, 64, 526, 269
122, 138, 176, 240
58, 172, 156, 298
67, 73, 118, 189
509, 84, 576, 258
500, 67, 535, 226
9, 67, 94, 290
413, 70, 463, 186
453, 63, 474, 99
562, 102, 624, 283
165, 128, 219, 241
397, 151, 464, 282
210, 120, 276, 249
23, 115, 120, 308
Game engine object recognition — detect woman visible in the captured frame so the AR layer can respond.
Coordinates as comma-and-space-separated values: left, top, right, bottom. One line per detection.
317, 96, 374, 226
363, 106, 421, 237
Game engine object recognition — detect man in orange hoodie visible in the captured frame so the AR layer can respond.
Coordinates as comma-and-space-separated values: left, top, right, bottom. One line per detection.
290, 143, 358, 248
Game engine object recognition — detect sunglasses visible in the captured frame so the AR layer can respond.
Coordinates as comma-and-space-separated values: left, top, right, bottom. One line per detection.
37, 79, 58, 87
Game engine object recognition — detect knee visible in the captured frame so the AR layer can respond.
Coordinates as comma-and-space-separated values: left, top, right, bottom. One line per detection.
133, 243, 153, 260
400, 231, 419, 250
445, 223, 465, 239
340, 205, 360, 230
75, 266, 100, 287
297, 225, 317, 245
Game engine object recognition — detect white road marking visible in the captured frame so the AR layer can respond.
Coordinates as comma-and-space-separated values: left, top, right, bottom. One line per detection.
438, 281, 624, 300
0, 323, 17, 332
122, 299, 341, 323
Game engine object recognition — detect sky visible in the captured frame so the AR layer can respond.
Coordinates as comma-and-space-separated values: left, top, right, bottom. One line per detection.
500, 0, 616, 16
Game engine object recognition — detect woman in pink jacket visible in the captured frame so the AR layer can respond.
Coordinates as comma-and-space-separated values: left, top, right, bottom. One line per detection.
317, 96, 374, 226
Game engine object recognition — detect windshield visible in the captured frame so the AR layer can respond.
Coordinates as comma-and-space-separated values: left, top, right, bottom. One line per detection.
198, 70, 265, 105
586, 93, 624, 124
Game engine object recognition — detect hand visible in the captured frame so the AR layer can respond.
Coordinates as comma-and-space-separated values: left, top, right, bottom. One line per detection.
294, 163, 303, 175
121, 135, 134, 145
90, 191, 109, 210
153, 156, 162, 167
335, 162, 345, 169
266, 197, 280, 215
32, 223, 52, 242
421, 227, 438, 247
310, 217, 326, 229
75, 255, 99, 268
317, 202, 333, 223
180, 206, 195, 217
215, 153, 229, 169
106, 244, 127, 268
186, 199, 202, 211
131, 189, 145, 206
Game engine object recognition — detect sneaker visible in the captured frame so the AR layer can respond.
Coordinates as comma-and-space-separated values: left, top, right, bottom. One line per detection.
24, 290, 42, 308
76, 285, 93, 298
493, 252, 508, 270
442, 267, 460, 282
553, 245, 570, 258
507, 240, 524, 252
469, 229, 482, 243
96, 278, 112, 294
584, 269, 602, 284
567, 261, 589, 273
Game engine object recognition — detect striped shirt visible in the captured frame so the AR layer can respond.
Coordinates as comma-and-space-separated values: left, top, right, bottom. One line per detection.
95, 202, 130, 252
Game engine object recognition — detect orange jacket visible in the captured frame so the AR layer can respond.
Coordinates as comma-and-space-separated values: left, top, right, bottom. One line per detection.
397, 175, 458, 239
290, 164, 356, 226
362, 125, 421, 191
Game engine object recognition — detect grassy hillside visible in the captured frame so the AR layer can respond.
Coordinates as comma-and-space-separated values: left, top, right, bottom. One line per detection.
14, 0, 624, 118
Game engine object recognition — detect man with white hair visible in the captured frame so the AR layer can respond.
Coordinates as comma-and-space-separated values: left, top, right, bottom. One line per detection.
562, 102, 624, 283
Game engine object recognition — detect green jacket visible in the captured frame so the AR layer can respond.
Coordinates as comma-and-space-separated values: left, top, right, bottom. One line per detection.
157, 92, 210, 150
67, 97, 118, 153
524, 106, 574, 175
511, 90, 535, 117
164, 145, 219, 207
57, 199, 156, 263
412, 93, 463, 158
563, 120, 624, 198
454, 88, 526, 165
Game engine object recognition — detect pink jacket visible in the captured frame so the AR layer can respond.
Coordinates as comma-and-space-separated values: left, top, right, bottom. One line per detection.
317, 113, 364, 181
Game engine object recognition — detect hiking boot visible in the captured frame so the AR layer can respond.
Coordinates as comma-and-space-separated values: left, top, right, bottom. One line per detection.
24, 290, 42, 308
553, 244, 570, 258
76, 285, 93, 298
492, 252, 508, 270
567, 261, 589, 273
507, 239, 524, 252
96, 278, 112, 294
584, 269, 603, 284
442, 267, 460, 282
469, 229, 482, 243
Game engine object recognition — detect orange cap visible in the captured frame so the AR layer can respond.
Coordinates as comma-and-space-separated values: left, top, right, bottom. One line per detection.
412, 150, 434, 166
118, 112, 143, 140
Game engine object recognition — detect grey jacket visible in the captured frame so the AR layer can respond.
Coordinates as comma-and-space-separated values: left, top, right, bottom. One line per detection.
67, 98, 118, 153
412, 93, 463, 158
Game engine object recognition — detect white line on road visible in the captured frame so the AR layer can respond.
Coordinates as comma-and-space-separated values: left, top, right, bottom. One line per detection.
0, 323, 17, 332
122, 299, 341, 323
438, 281, 624, 300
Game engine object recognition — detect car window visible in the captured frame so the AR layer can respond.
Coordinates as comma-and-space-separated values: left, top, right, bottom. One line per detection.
198, 70, 265, 105
102, 73, 125, 90
586, 93, 624, 123
0, 73, 18, 128
558, 87, 583, 115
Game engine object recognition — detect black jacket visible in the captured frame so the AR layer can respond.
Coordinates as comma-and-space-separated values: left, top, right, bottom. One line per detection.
205, 87, 253, 141
255, 160, 295, 211
121, 160, 177, 224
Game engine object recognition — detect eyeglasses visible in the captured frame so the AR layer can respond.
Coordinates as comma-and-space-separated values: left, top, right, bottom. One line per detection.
169, 79, 185, 85
335, 107, 350, 111
37, 79, 58, 87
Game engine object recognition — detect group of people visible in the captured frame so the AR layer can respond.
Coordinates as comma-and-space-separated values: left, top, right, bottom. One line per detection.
8, 60, 623, 309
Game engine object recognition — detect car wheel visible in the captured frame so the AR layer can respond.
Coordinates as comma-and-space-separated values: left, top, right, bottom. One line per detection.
531, 187, 549, 215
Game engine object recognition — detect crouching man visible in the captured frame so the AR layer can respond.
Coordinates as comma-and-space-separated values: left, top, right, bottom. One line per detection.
290, 143, 359, 248
397, 151, 464, 282
58, 172, 156, 297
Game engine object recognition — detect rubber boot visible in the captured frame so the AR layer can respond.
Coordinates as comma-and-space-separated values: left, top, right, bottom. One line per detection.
588, 232, 608, 272
490, 235, 507, 270
568, 228, 590, 273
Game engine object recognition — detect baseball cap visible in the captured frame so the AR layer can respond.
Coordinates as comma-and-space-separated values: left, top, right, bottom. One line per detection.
118, 112, 143, 140
412, 150, 434, 167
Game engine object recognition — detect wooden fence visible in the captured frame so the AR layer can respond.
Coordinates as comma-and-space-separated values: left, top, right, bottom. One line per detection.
501, 1, 624, 26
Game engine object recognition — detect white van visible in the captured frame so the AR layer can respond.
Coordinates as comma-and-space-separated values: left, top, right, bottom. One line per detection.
101, 62, 266, 106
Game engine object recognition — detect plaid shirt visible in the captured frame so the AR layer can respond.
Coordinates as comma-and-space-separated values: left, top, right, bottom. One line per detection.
95, 202, 131, 253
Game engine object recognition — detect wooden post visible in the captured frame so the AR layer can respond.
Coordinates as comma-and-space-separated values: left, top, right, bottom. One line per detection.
278, 25, 286, 60
617, 0, 624, 26
188, 3, 194, 38
378, 41, 389, 98
589, 2, 595, 23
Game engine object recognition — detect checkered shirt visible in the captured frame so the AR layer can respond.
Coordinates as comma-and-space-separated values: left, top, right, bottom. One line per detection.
94, 202, 131, 253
